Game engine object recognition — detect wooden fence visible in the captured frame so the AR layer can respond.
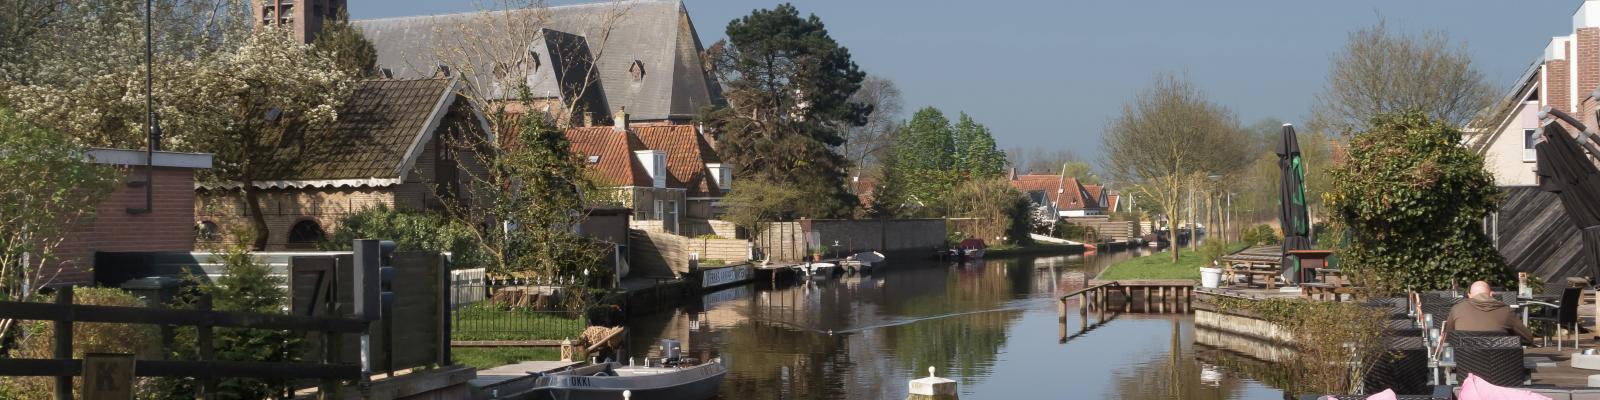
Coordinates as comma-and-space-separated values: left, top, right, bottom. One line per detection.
0, 287, 368, 399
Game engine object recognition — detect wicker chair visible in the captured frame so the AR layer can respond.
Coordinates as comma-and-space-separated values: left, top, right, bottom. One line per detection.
1296, 385, 1454, 400
1364, 336, 1430, 395
1446, 334, 1527, 387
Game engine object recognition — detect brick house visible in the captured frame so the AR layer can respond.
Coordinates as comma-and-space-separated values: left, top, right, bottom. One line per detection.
565, 112, 728, 236
48, 149, 213, 286
194, 77, 491, 250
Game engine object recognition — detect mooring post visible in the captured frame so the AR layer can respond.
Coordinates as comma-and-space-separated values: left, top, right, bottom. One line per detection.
1058, 297, 1066, 321
907, 367, 958, 400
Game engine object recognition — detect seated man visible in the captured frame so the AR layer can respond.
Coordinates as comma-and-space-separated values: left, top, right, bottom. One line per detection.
1444, 281, 1536, 346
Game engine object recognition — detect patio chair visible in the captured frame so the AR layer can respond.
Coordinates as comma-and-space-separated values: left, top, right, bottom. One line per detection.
1418, 293, 1463, 328
1446, 334, 1528, 387
1364, 336, 1430, 395
1529, 286, 1582, 349
1296, 385, 1454, 400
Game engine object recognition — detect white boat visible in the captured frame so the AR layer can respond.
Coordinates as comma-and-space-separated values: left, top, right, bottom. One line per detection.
800, 262, 837, 277
843, 251, 886, 272
526, 359, 727, 400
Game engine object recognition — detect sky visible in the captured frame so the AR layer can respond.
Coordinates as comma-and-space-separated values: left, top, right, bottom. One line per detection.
349, 0, 1578, 161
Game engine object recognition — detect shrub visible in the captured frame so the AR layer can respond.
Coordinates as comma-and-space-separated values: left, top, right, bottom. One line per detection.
1327, 111, 1508, 292
944, 178, 1034, 245
1241, 224, 1281, 246
151, 244, 301, 399
323, 205, 483, 269
0, 288, 157, 399
1214, 298, 1387, 395
1198, 239, 1231, 267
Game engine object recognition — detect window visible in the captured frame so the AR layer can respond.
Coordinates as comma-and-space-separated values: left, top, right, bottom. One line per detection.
1524, 129, 1538, 161
587, 155, 601, 164
287, 220, 326, 247
653, 200, 664, 221
196, 221, 222, 242
629, 60, 646, 81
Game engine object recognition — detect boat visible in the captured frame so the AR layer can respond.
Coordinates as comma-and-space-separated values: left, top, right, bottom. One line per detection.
800, 262, 837, 278
843, 251, 886, 272
953, 238, 986, 261
526, 341, 726, 400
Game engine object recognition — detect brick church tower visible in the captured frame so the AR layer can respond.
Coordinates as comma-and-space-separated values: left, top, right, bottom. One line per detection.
250, 0, 347, 44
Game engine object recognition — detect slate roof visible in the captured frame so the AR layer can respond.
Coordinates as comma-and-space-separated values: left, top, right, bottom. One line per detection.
633, 125, 722, 196
354, 0, 723, 121
565, 127, 652, 187
296, 78, 460, 181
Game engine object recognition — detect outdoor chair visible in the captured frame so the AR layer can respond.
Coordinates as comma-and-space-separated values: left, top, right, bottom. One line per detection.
1529, 287, 1583, 349
1419, 293, 1463, 328
1445, 334, 1529, 387
1364, 336, 1431, 395
1296, 385, 1454, 400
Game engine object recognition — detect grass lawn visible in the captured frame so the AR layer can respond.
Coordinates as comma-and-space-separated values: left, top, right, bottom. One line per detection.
1097, 242, 1249, 281
452, 303, 586, 341
453, 347, 562, 370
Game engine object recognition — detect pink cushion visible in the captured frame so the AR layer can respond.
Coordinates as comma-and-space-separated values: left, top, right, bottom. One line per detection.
1459, 373, 1552, 400
1365, 389, 1398, 400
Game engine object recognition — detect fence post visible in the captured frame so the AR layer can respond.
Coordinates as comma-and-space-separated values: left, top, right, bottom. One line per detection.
438, 254, 451, 367
53, 287, 72, 400
198, 294, 216, 400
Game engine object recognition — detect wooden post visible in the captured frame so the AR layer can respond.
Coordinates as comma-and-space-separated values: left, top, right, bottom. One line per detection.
1122, 287, 1131, 313
197, 294, 215, 400
53, 287, 72, 400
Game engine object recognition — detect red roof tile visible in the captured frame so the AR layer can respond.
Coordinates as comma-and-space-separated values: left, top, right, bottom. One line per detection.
565, 127, 652, 187
633, 125, 724, 197
1009, 174, 1103, 210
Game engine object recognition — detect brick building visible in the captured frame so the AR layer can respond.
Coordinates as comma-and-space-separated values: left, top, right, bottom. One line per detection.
194, 77, 491, 250
250, 0, 347, 44
49, 149, 213, 286
565, 112, 729, 236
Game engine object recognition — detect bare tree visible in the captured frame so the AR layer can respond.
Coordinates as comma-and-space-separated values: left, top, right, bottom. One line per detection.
1103, 75, 1248, 262
841, 75, 902, 175
1312, 20, 1495, 134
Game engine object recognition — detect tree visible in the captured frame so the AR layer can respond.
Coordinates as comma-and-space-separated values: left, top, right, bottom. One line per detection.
840, 75, 902, 175
312, 9, 379, 78
1103, 75, 1248, 262
444, 99, 608, 279
1326, 111, 1507, 292
952, 112, 1006, 179
721, 178, 805, 246
704, 3, 867, 218
1312, 20, 1494, 134
943, 178, 1032, 245
164, 28, 356, 250
0, 109, 117, 348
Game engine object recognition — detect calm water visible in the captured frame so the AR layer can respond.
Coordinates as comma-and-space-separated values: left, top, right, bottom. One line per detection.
624, 249, 1289, 399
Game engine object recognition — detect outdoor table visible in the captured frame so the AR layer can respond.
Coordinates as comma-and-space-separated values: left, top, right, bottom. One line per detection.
1514, 294, 1560, 327
1288, 249, 1335, 285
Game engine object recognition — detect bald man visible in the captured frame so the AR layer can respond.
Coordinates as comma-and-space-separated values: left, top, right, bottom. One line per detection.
1444, 281, 1535, 346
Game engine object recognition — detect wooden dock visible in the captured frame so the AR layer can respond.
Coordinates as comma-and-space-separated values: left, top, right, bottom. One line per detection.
1056, 279, 1197, 343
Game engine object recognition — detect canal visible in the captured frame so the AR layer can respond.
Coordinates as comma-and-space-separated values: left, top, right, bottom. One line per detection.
624, 248, 1290, 399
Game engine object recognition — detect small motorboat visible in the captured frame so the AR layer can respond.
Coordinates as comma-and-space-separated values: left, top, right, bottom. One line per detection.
527, 340, 726, 400
843, 251, 886, 272
953, 238, 986, 261
800, 262, 837, 278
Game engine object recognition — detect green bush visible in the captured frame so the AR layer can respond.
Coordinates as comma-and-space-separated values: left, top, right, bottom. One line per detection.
323, 205, 483, 269
0, 288, 157, 399
1241, 224, 1280, 246
151, 245, 301, 400
1198, 239, 1231, 266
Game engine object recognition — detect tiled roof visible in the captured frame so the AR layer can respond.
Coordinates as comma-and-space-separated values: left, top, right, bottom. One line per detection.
354, 0, 723, 121
1009, 175, 1103, 210
632, 125, 721, 196
566, 127, 652, 187
1105, 194, 1120, 212
298, 78, 458, 181
1083, 184, 1105, 209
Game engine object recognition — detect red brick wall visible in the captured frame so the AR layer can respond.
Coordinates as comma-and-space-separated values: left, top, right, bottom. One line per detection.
1548, 58, 1571, 113
1579, 28, 1600, 101
50, 167, 198, 286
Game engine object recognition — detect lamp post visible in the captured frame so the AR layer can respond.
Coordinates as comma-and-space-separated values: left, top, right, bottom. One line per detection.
129, 0, 161, 215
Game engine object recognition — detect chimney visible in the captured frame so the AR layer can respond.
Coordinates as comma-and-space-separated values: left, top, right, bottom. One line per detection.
1576, 3, 1600, 111
583, 111, 594, 127
613, 107, 628, 131
1008, 167, 1017, 181
1546, 36, 1573, 114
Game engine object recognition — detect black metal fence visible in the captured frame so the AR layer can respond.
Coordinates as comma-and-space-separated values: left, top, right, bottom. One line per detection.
449, 277, 587, 342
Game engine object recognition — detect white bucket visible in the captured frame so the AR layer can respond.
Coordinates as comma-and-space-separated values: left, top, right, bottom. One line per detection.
1199, 267, 1223, 288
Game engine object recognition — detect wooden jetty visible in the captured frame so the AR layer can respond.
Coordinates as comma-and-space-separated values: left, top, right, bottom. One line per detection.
1057, 279, 1197, 343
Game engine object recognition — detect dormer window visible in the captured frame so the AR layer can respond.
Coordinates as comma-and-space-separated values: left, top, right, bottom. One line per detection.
635, 150, 666, 188
587, 155, 601, 164
629, 60, 645, 81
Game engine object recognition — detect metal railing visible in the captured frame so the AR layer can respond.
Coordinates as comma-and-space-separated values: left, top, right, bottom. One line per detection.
449, 277, 587, 342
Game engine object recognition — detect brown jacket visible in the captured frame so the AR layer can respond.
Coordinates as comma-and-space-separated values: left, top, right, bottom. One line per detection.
1444, 294, 1535, 346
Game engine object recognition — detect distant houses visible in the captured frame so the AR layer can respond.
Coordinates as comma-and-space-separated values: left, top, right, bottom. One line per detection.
1007, 170, 1112, 218
565, 112, 730, 237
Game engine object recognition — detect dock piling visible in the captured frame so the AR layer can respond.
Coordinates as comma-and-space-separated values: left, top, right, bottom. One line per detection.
908, 367, 958, 400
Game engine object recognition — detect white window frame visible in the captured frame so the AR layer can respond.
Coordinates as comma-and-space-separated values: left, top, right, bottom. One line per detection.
653, 199, 664, 221
1524, 129, 1538, 161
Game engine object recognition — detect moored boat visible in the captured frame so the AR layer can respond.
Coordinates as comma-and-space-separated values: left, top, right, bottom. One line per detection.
525, 341, 726, 400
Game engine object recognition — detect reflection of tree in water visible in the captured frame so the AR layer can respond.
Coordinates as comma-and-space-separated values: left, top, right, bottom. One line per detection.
885, 260, 1027, 387
714, 319, 857, 399
1107, 318, 1247, 400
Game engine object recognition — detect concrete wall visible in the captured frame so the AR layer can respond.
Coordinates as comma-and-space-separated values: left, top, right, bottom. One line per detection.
55, 167, 199, 286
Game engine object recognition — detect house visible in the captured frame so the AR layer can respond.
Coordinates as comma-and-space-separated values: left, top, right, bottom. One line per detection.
565, 113, 729, 236
1007, 170, 1105, 218
194, 77, 492, 250
52, 149, 214, 286
1467, 61, 1542, 186
354, 0, 724, 126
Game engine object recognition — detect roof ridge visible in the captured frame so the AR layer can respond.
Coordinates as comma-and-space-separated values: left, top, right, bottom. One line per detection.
354, 0, 681, 24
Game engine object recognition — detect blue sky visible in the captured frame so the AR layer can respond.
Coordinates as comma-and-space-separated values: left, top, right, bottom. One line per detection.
350, 1, 1577, 159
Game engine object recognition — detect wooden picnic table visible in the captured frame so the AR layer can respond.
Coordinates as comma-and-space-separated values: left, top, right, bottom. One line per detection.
1221, 246, 1285, 289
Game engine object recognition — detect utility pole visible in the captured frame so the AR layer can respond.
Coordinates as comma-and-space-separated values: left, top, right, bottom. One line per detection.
1188, 178, 1196, 250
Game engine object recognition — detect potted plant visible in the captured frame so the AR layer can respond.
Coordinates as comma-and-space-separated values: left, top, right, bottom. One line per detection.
810, 243, 825, 262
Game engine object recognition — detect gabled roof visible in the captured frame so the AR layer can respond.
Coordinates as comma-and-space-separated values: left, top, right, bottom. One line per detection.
1469, 58, 1543, 154
1106, 194, 1121, 212
354, 0, 724, 121
565, 127, 652, 187
1009, 174, 1101, 210
633, 125, 722, 196
525, 28, 609, 117
202, 78, 487, 190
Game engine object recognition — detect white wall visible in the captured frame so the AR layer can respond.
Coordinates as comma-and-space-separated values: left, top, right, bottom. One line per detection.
1483, 101, 1542, 186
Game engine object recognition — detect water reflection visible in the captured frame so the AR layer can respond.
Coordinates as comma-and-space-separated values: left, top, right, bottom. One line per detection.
625, 250, 1286, 399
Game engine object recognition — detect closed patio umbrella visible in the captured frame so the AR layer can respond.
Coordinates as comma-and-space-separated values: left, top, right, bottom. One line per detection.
1277, 124, 1313, 285
1534, 110, 1600, 283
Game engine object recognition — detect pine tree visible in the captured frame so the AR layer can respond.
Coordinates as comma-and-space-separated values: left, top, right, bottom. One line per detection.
953, 112, 1004, 179
704, 3, 868, 219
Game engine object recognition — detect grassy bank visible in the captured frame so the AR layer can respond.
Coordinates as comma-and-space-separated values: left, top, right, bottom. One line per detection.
986, 242, 1085, 257
453, 347, 562, 370
1097, 242, 1248, 280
